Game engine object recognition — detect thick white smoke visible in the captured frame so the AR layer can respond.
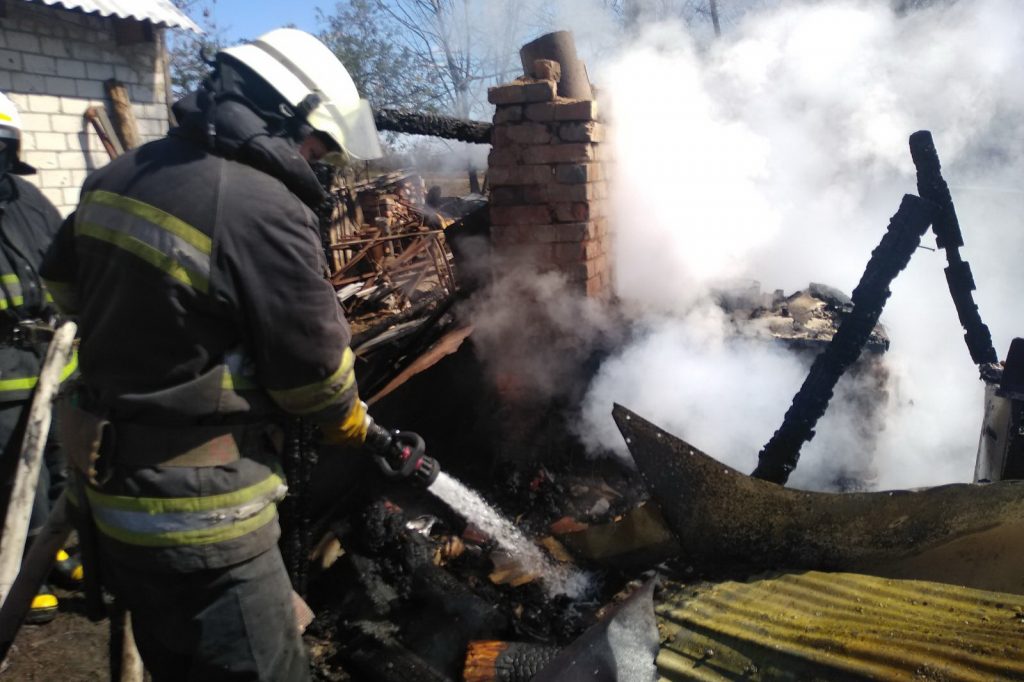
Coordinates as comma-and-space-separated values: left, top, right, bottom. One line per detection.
578, 0, 1024, 490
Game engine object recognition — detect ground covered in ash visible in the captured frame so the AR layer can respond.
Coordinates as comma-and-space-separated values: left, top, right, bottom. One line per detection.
4, 456, 649, 682
304, 457, 651, 681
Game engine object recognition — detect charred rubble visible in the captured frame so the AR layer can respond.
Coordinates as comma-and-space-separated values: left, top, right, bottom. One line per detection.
3, 22, 1022, 682
277, 38, 1023, 678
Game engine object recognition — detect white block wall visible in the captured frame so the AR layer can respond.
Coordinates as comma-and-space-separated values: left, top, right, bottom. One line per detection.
0, 1, 172, 215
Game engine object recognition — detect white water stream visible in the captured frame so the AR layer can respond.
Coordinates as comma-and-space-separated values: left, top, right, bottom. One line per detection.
427, 471, 591, 599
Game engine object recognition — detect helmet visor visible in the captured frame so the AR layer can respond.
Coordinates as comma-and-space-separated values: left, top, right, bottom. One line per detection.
309, 98, 382, 163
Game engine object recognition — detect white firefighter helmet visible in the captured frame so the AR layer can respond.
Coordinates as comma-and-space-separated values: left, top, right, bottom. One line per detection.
0, 91, 22, 144
0, 91, 33, 174
220, 28, 382, 163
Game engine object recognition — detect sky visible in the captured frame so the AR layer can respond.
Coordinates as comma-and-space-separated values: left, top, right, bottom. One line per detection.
204, 0, 323, 42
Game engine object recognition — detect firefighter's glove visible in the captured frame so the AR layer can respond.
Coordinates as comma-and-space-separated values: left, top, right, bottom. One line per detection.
364, 421, 439, 488
321, 400, 370, 447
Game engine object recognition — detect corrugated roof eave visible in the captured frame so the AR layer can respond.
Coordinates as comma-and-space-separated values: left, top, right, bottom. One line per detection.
30, 0, 202, 32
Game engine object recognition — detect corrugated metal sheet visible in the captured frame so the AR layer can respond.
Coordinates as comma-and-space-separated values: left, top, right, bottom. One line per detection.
31, 0, 200, 31
656, 571, 1024, 681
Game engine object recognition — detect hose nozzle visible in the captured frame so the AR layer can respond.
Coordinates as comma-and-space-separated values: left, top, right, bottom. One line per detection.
366, 424, 439, 488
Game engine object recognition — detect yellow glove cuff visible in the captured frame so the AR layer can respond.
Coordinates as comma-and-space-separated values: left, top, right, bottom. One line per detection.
322, 399, 369, 446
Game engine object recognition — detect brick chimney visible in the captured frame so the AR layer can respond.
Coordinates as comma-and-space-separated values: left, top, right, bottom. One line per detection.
486, 59, 612, 299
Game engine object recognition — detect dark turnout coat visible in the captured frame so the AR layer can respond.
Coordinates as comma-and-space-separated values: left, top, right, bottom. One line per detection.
0, 174, 70, 402
40, 92, 359, 570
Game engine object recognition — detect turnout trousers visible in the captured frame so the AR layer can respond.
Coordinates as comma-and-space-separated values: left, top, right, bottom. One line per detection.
102, 545, 311, 682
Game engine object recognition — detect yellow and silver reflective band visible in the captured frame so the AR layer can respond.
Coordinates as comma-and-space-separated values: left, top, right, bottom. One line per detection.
40, 277, 73, 311
75, 190, 212, 293
85, 474, 287, 547
0, 273, 22, 310
0, 350, 78, 393
221, 347, 259, 391
0, 274, 56, 310
267, 347, 356, 415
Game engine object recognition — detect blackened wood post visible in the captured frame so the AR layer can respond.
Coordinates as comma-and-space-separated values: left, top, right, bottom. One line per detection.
752, 194, 936, 485
374, 109, 493, 144
909, 130, 997, 367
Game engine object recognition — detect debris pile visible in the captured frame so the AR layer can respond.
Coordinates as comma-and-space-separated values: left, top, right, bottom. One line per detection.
292, 128, 1024, 681
317, 168, 456, 322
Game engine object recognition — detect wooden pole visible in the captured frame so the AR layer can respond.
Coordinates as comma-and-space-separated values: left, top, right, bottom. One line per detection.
0, 493, 72, 662
109, 603, 145, 682
84, 107, 123, 160
0, 322, 77, 607
120, 611, 145, 682
104, 80, 141, 151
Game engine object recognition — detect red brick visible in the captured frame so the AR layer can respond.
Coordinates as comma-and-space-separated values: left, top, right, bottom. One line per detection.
565, 255, 608, 282
549, 221, 601, 242
532, 59, 561, 82
584, 199, 609, 220
553, 99, 598, 121
490, 224, 534, 246
488, 147, 522, 166
488, 164, 553, 186
493, 105, 524, 124
558, 121, 605, 143
524, 102, 558, 122
489, 84, 526, 105
489, 186, 523, 206
493, 242, 555, 265
552, 240, 603, 264
520, 185, 549, 204
584, 274, 610, 298
521, 80, 558, 103
490, 204, 553, 226
551, 202, 590, 223
491, 79, 557, 105
545, 182, 604, 202
521, 143, 597, 165
555, 163, 603, 184
503, 122, 552, 146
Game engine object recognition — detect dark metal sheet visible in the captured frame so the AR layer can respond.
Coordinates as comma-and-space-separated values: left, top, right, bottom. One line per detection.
613, 404, 1024, 593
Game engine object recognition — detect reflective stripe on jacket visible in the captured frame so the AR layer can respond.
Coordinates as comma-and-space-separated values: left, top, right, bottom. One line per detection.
85, 473, 286, 547
0, 349, 77, 400
40, 115, 359, 570
0, 175, 69, 403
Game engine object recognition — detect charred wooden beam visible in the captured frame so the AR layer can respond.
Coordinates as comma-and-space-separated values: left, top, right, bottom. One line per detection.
909, 130, 998, 367
375, 109, 492, 144
464, 641, 560, 682
339, 620, 453, 682
752, 194, 936, 485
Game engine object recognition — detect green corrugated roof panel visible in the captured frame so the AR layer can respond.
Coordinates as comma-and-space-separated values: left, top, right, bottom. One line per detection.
656, 571, 1024, 681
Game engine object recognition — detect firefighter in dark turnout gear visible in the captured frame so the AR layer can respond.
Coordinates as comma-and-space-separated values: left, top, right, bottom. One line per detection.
40, 29, 414, 680
0, 91, 79, 624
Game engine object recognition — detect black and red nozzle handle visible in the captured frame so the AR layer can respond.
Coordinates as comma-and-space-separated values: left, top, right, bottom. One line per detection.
365, 422, 440, 488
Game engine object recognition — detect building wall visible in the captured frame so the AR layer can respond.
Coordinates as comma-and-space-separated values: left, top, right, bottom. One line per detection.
0, 1, 171, 214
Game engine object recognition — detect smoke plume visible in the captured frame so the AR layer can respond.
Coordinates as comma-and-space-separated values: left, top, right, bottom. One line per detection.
578, 0, 1024, 490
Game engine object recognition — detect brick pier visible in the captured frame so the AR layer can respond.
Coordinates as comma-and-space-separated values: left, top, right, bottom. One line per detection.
486, 60, 612, 299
